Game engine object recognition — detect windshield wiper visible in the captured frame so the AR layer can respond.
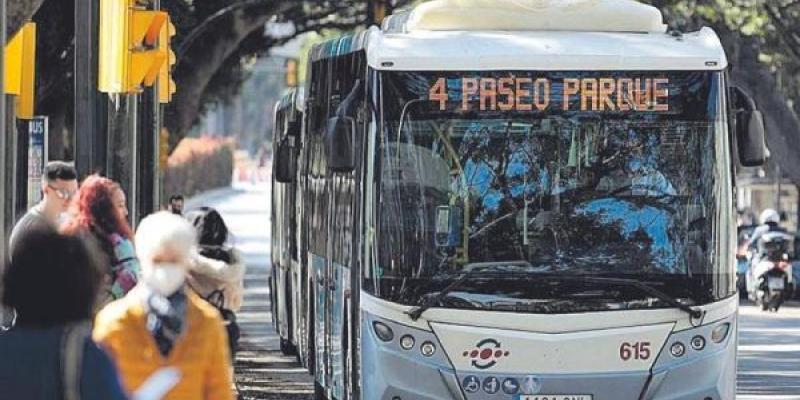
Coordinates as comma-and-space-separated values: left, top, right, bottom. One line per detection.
406, 268, 703, 321
406, 271, 474, 321
405, 261, 532, 320
552, 275, 703, 319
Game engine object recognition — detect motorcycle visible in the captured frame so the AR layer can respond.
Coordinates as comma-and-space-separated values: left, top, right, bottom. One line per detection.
746, 231, 794, 312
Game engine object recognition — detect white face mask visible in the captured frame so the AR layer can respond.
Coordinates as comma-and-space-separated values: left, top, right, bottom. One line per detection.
144, 264, 186, 297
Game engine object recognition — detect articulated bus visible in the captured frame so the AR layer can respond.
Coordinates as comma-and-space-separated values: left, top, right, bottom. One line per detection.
271, 1, 767, 399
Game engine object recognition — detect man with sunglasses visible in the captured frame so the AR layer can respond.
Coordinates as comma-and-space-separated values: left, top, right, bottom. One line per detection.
8, 161, 78, 257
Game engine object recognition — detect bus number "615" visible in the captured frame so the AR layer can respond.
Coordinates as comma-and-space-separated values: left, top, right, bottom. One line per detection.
619, 342, 651, 361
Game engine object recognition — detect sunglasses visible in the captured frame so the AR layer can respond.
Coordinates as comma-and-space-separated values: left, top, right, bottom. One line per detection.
47, 185, 76, 200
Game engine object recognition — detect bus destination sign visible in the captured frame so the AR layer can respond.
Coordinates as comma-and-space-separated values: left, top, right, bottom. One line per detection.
428, 76, 671, 113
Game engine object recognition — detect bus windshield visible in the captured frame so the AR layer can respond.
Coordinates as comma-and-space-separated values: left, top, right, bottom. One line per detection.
368, 70, 733, 313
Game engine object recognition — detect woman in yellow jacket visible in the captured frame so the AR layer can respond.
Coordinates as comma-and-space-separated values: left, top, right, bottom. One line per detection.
93, 212, 234, 400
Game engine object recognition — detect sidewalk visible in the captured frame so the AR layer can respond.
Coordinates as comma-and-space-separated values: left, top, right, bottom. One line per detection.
183, 186, 244, 211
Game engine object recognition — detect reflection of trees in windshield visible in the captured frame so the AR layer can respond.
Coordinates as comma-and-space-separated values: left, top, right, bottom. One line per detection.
377, 116, 716, 279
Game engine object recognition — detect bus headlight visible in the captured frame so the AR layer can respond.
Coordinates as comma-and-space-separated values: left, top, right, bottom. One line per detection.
420, 341, 437, 357
373, 321, 394, 342
670, 342, 686, 357
400, 335, 415, 350
690, 335, 706, 351
711, 322, 730, 343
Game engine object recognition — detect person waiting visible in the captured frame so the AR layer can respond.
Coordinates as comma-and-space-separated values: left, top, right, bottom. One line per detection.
0, 227, 128, 400
93, 212, 235, 400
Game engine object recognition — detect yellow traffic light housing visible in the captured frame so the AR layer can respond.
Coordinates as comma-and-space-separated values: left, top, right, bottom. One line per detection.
4, 22, 37, 119
158, 17, 176, 104
285, 58, 298, 87
372, 1, 387, 25
99, 0, 167, 93
159, 128, 170, 170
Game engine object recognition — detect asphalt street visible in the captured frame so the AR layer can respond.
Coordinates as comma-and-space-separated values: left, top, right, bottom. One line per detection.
737, 302, 800, 399
197, 183, 800, 400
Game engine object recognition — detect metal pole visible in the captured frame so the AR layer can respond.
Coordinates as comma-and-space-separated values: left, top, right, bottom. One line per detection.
153, 0, 162, 211
130, 96, 139, 225
75, 0, 103, 177
0, 0, 8, 327
107, 94, 136, 226
776, 164, 781, 215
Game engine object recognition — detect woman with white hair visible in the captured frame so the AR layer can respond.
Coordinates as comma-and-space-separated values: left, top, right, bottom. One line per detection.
93, 212, 234, 400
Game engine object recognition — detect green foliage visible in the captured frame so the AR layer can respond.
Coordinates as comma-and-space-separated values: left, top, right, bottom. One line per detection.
297, 30, 350, 84
644, 0, 800, 116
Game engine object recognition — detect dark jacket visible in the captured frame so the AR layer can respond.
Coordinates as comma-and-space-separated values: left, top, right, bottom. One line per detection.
0, 326, 128, 400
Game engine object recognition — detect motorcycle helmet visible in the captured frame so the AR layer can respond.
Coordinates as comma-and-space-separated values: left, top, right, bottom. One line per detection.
759, 208, 780, 225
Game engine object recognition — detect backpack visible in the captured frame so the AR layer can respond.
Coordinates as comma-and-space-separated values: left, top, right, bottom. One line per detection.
205, 290, 240, 358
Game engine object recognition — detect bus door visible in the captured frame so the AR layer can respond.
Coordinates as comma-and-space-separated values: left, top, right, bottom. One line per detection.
329, 174, 353, 399
312, 250, 327, 387
310, 139, 329, 388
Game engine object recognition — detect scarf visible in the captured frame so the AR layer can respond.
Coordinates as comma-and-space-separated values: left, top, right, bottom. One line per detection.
145, 288, 188, 357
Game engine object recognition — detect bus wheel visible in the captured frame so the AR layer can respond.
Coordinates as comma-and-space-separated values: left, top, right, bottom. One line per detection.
280, 338, 297, 356
315, 382, 327, 400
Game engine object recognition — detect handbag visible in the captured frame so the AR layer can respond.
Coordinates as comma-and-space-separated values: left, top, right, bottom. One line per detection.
206, 290, 240, 358
60, 321, 92, 400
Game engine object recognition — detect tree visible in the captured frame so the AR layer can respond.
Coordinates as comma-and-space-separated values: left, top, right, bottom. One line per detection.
24, 0, 406, 156
163, 0, 408, 147
644, 0, 800, 183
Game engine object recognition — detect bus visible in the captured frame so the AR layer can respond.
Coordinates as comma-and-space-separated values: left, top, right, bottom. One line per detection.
271, 1, 767, 399
271, 88, 305, 357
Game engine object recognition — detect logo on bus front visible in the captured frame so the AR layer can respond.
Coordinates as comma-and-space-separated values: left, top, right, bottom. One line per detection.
462, 338, 510, 369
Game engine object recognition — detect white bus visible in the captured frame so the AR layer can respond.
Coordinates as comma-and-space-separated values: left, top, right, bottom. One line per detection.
271, 88, 304, 357
271, 1, 767, 399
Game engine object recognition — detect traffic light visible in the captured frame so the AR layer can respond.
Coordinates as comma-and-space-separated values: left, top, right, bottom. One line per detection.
99, 0, 168, 93
158, 16, 176, 103
369, 0, 389, 26
285, 58, 298, 87
159, 128, 170, 170
4, 22, 37, 119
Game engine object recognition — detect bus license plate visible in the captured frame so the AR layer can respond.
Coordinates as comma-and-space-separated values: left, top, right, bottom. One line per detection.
768, 277, 785, 290
517, 396, 592, 400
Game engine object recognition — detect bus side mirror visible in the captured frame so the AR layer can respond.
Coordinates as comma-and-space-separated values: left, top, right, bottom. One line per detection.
326, 116, 356, 173
732, 86, 767, 167
274, 138, 295, 183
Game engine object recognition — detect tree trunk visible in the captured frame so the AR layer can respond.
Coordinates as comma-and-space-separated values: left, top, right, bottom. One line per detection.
165, 4, 290, 141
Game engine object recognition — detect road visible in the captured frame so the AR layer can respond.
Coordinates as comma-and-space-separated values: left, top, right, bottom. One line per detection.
737, 302, 800, 399
187, 183, 314, 400
196, 184, 800, 400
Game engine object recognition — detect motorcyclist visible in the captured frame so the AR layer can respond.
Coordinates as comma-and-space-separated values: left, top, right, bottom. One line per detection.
747, 209, 788, 253
746, 208, 794, 308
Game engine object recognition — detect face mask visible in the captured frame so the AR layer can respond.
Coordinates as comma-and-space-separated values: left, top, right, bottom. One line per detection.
144, 264, 186, 297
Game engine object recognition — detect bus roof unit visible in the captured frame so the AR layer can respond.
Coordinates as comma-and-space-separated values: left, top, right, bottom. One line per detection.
405, 0, 667, 33
371, 0, 726, 71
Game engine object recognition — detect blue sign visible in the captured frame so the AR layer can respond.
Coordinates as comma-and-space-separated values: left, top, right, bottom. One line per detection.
27, 116, 48, 208
502, 378, 520, 394
462, 375, 480, 393
482, 376, 500, 394
521, 376, 542, 395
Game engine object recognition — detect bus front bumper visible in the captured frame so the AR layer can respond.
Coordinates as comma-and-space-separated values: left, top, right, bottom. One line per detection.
360, 312, 737, 400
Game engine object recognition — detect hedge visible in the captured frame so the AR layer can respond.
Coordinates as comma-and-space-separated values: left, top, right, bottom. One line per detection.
163, 137, 234, 200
